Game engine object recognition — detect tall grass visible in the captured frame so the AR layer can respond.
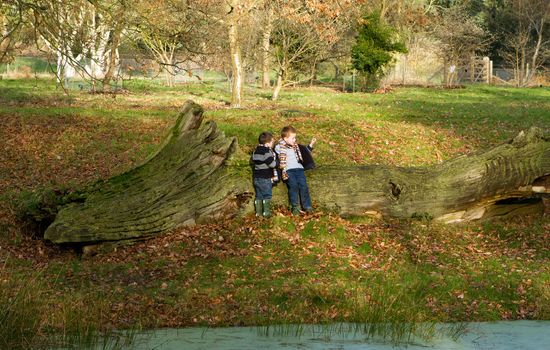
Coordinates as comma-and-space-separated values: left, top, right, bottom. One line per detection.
50, 325, 138, 350
0, 263, 140, 349
0, 263, 43, 349
46, 296, 140, 350
257, 271, 467, 345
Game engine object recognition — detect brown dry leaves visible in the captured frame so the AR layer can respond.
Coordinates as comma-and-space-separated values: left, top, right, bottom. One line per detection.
0, 113, 167, 195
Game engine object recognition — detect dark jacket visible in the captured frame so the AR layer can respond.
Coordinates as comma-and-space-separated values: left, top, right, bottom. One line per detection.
299, 144, 315, 170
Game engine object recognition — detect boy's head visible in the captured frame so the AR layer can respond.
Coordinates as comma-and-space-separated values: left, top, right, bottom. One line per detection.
258, 131, 273, 146
281, 126, 297, 145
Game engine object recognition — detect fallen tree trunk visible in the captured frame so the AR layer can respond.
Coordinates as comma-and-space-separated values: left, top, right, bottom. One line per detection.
45, 101, 250, 244
44, 101, 550, 244
301, 134, 549, 222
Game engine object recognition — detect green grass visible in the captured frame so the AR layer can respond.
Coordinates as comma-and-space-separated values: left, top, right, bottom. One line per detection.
0, 77, 549, 346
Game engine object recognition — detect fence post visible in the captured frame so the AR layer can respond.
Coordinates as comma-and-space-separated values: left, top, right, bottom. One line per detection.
342, 74, 345, 92
489, 60, 493, 85
443, 58, 448, 86
402, 55, 407, 85
483, 57, 490, 83
470, 57, 475, 82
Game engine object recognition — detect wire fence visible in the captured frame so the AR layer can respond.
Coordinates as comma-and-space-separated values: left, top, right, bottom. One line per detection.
0, 56, 227, 90
1, 55, 548, 90
383, 53, 549, 87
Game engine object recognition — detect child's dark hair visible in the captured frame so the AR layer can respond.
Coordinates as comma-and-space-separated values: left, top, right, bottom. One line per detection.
281, 125, 297, 138
258, 131, 273, 144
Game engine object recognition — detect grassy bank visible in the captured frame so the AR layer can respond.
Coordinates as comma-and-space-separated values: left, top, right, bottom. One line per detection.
1, 78, 549, 347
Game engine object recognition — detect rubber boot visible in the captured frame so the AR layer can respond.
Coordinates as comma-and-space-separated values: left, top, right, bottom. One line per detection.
254, 200, 263, 217
262, 199, 272, 217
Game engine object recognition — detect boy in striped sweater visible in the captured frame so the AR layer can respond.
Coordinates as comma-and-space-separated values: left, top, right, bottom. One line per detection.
251, 132, 278, 217
275, 126, 316, 215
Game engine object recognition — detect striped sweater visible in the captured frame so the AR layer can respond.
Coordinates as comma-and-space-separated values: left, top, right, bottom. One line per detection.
275, 140, 314, 180
251, 145, 278, 180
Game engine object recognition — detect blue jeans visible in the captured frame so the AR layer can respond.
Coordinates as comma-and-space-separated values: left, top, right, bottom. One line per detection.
286, 168, 312, 210
254, 177, 273, 200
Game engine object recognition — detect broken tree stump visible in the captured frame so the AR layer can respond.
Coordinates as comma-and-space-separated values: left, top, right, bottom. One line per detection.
44, 101, 549, 244
44, 101, 249, 243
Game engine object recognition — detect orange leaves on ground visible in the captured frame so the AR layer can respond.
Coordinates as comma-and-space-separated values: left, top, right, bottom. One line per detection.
0, 112, 168, 196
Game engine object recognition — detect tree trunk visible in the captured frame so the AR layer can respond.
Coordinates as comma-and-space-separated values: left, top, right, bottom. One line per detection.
165, 66, 175, 87
56, 51, 64, 84
163, 50, 176, 87
300, 132, 549, 222
228, 17, 243, 107
272, 69, 284, 101
528, 17, 545, 83
101, 26, 122, 92
261, 10, 273, 89
0, 20, 12, 63
520, 46, 526, 86
310, 61, 317, 87
87, 9, 111, 82
333, 61, 340, 80
44, 101, 550, 244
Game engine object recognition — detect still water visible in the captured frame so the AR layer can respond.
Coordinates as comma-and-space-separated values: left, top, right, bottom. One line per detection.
124, 321, 550, 350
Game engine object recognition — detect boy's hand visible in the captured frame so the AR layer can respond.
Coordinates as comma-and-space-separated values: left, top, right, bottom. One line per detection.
309, 137, 317, 148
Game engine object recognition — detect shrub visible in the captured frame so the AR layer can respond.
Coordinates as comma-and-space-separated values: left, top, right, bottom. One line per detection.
351, 12, 407, 90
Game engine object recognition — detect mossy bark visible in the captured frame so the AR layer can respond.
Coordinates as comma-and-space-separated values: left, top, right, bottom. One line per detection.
44, 101, 249, 244
44, 101, 550, 244
299, 127, 549, 222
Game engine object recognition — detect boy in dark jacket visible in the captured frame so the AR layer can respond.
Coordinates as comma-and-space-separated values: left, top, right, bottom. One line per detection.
251, 132, 278, 217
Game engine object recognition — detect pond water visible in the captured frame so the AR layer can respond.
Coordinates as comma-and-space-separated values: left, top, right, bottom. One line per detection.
123, 321, 550, 350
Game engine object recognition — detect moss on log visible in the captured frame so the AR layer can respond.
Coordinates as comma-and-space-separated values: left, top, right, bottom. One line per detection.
44, 101, 250, 244
301, 127, 549, 222
44, 101, 550, 244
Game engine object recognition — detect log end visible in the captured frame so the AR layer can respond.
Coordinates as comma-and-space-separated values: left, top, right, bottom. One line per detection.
175, 100, 204, 136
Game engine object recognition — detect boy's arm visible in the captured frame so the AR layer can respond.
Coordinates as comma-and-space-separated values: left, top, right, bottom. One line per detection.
249, 153, 255, 166
308, 137, 317, 151
274, 144, 286, 169
266, 150, 276, 168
